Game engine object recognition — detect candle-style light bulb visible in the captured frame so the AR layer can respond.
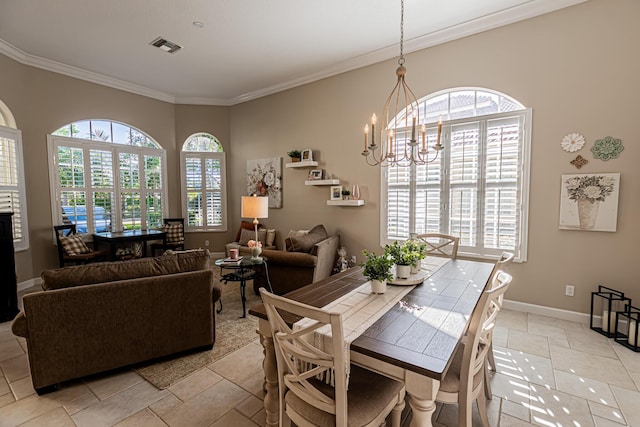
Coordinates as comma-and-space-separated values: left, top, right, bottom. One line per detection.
371, 114, 377, 147
421, 124, 426, 150
389, 129, 394, 153
436, 116, 443, 148
364, 124, 369, 150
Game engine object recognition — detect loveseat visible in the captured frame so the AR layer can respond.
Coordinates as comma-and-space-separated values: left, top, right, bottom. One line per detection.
253, 225, 340, 295
11, 249, 221, 394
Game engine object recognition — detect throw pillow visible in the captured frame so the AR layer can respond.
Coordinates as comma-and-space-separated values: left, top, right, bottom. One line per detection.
266, 229, 276, 247
285, 224, 328, 253
59, 234, 91, 255
238, 228, 267, 246
287, 229, 309, 238
162, 223, 184, 243
235, 220, 258, 242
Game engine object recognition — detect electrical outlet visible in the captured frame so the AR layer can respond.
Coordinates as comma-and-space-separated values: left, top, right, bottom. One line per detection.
565, 285, 575, 297
350, 255, 357, 264
204, 240, 209, 247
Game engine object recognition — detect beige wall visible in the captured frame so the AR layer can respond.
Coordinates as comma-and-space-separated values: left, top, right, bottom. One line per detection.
1, 0, 638, 314
229, 0, 640, 314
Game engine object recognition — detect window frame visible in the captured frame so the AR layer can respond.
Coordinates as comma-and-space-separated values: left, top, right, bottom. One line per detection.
47, 126, 167, 236
180, 133, 227, 233
0, 125, 29, 251
381, 89, 531, 262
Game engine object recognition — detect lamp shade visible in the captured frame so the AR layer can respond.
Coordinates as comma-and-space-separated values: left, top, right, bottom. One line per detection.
241, 195, 269, 219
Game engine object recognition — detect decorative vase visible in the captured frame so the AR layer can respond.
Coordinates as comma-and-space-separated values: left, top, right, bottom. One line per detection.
370, 279, 387, 294
396, 264, 411, 279
577, 198, 600, 230
352, 184, 360, 200
250, 246, 262, 260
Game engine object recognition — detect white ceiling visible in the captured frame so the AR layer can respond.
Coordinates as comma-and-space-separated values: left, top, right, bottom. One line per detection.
0, 0, 585, 106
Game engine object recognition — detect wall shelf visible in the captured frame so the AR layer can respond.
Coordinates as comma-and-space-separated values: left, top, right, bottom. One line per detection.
305, 179, 340, 186
285, 160, 318, 168
326, 200, 365, 207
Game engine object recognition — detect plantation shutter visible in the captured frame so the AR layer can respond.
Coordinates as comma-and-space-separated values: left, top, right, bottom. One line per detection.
182, 151, 226, 232
0, 126, 28, 250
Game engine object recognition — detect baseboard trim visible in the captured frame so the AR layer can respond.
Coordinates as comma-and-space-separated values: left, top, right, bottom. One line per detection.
18, 277, 42, 292
503, 299, 590, 324
209, 251, 225, 260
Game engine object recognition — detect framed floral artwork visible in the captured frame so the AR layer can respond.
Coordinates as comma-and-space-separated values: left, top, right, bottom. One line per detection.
559, 173, 620, 232
247, 157, 282, 208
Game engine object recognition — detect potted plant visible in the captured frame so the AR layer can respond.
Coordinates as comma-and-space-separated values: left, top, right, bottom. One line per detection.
404, 238, 427, 274
341, 189, 351, 200
385, 240, 421, 279
361, 249, 393, 294
287, 150, 301, 162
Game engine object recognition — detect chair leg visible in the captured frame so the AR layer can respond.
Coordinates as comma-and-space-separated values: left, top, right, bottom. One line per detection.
476, 386, 490, 427
390, 396, 406, 427
487, 341, 496, 371
484, 358, 493, 399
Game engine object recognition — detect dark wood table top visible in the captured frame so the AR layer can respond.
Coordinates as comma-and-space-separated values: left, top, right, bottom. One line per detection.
249, 258, 493, 381
93, 229, 165, 241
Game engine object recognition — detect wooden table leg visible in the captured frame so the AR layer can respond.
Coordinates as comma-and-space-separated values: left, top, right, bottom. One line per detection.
258, 319, 279, 427
405, 370, 439, 427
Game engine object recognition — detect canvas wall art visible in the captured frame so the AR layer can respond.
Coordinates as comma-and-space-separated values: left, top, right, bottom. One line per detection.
559, 173, 620, 232
247, 157, 282, 208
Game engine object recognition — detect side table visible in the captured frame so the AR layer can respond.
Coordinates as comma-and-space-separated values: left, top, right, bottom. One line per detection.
215, 256, 273, 318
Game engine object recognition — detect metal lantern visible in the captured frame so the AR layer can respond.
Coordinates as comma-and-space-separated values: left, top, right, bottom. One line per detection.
614, 305, 640, 352
590, 286, 631, 338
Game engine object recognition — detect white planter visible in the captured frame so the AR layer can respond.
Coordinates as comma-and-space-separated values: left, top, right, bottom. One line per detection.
396, 264, 411, 279
370, 279, 387, 294
410, 263, 421, 275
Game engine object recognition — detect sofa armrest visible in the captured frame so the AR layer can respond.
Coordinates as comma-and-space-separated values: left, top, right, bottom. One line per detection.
311, 234, 340, 282
261, 249, 317, 268
11, 312, 28, 338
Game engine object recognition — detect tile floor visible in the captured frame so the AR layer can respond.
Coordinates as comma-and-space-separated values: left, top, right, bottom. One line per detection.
1, 298, 640, 426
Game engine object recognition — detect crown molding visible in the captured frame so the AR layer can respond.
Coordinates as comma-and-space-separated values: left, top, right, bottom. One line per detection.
1, 0, 587, 106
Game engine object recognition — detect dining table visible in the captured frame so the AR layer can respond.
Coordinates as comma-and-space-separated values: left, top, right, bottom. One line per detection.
249, 257, 493, 427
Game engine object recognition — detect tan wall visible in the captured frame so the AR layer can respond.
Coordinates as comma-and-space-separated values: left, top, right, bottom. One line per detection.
1, 0, 638, 315
229, 0, 640, 314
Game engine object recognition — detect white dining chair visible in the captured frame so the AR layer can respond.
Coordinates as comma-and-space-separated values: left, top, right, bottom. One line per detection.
415, 233, 460, 259
484, 251, 514, 399
435, 270, 513, 427
259, 288, 406, 427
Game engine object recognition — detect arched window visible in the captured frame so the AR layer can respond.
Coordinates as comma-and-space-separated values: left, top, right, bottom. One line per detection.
49, 119, 167, 233
180, 133, 227, 232
383, 87, 531, 261
0, 99, 29, 250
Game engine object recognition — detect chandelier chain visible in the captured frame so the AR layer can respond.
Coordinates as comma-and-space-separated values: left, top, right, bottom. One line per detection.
398, 0, 405, 65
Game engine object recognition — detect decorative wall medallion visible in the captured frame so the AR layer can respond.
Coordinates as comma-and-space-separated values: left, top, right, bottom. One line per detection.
570, 155, 588, 169
591, 136, 623, 161
561, 133, 586, 152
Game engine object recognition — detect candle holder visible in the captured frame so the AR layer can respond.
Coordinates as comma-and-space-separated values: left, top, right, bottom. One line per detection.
614, 305, 640, 352
590, 286, 631, 338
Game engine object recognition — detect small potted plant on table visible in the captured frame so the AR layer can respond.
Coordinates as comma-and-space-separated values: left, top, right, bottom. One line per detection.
287, 150, 302, 162
385, 240, 422, 279
341, 189, 351, 200
361, 249, 393, 294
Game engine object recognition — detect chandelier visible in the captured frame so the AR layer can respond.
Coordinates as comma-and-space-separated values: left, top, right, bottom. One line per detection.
362, 0, 443, 167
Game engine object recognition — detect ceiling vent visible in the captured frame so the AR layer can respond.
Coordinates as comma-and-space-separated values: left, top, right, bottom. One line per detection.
149, 37, 182, 54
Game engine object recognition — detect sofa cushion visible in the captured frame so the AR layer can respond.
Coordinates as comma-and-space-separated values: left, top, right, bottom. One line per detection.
238, 228, 266, 246
266, 229, 276, 247
59, 235, 91, 255
235, 220, 257, 242
42, 249, 210, 290
162, 223, 184, 243
285, 225, 328, 253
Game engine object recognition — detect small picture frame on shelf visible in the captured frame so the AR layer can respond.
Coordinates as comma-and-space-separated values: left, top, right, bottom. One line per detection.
330, 185, 342, 201
308, 169, 324, 180
301, 149, 313, 161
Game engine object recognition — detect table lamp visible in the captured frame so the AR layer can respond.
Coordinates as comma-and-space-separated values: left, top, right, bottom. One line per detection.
241, 195, 269, 243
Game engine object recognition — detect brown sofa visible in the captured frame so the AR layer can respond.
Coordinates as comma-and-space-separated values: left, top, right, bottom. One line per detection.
11, 250, 221, 394
253, 226, 340, 295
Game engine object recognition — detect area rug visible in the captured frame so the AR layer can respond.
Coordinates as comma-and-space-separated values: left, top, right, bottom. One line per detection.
135, 274, 262, 389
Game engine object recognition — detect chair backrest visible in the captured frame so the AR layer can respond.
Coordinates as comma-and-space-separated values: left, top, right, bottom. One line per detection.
459, 271, 512, 397
54, 224, 77, 267
416, 233, 460, 259
487, 252, 514, 308
259, 288, 349, 426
